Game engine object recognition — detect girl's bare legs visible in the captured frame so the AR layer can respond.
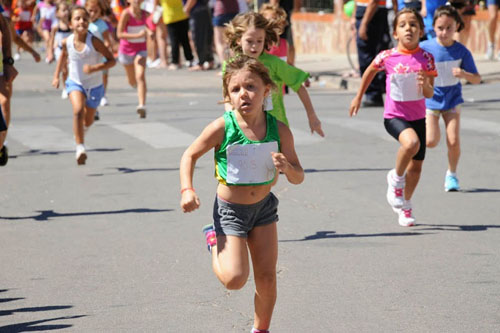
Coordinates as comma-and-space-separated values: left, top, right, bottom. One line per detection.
487, 5, 498, 58
443, 110, 460, 173
134, 56, 147, 106
69, 90, 87, 144
0, 77, 10, 127
211, 235, 250, 289
248, 222, 278, 331
426, 113, 441, 148
395, 128, 422, 200
214, 26, 226, 66
123, 63, 137, 88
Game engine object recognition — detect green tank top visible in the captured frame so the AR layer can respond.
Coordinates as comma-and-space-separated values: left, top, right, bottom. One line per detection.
215, 111, 281, 186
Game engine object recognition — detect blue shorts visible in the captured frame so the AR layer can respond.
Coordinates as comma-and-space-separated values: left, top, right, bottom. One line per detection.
487, 0, 500, 6
212, 13, 237, 27
65, 79, 105, 109
213, 192, 279, 238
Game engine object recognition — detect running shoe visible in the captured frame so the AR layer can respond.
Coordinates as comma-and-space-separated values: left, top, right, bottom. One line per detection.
393, 201, 415, 227
94, 111, 100, 121
76, 144, 87, 165
386, 169, 405, 209
444, 174, 460, 192
136, 105, 146, 118
14, 53, 20, 61
61, 89, 68, 99
0, 145, 8, 166
100, 96, 108, 106
202, 224, 217, 252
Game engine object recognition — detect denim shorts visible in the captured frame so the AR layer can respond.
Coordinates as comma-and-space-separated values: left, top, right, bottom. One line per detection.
213, 192, 279, 237
118, 50, 148, 65
65, 79, 105, 109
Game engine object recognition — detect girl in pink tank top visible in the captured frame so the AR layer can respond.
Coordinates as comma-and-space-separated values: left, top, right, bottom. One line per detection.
117, 0, 153, 118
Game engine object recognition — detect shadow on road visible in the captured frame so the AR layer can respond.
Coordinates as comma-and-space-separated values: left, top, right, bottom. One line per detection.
88, 167, 179, 176
0, 315, 86, 332
10, 148, 123, 159
460, 188, 500, 193
418, 224, 500, 231
280, 230, 428, 242
304, 167, 390, 173
0, 305, 73, 317
0, 208, 173, 222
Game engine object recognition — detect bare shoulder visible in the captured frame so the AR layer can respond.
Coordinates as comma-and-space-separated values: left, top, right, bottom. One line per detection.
277, 120, 293, 140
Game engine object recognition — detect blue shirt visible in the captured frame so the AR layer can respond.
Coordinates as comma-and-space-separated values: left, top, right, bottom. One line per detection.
420, 38, 478, 110
89, 19, 109, 41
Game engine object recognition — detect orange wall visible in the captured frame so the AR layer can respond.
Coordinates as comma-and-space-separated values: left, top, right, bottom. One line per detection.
291, 11, 500, 55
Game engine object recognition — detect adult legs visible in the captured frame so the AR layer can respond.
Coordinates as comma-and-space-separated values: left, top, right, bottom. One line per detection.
487, 4, 498, 58
167, 21, 181, 65
214, 26, 226, 65
177, 18, 194, 63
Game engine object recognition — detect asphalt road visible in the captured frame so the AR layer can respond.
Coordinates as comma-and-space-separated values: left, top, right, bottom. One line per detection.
1, 57, 499, 332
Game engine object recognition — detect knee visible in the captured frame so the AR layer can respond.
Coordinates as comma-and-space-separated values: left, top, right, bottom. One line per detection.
222, 273, 248, 290
447, 138, 460, 150
402, 138, 420, 155
426, 138, 439, 148
254, 271, 276, 292
73, 108, 84, 118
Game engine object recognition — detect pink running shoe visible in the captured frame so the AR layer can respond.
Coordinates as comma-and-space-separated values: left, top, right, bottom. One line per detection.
202, 224, 217, 252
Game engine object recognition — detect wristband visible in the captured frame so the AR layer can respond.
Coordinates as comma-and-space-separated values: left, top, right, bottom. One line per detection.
181, 187, 195, 194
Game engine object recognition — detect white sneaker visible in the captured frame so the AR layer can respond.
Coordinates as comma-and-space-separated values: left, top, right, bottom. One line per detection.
100, 96, 108, 106
393, 201, 416, 227
76, 144, 87, 165
386, 169, 405, 209
485, 44, 494, 60
136, 105, 146, 118
14, 53, 21, 61
61, 89, 68, 99
147, 58, 161, 68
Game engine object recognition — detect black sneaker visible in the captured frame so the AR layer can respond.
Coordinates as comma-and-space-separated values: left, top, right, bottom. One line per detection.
0, 145, 8, 166
94, 111, 100, 121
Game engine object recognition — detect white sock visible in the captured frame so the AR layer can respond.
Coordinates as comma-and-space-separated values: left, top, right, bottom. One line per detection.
446, 170, 457, 178
392, 169, 406, 182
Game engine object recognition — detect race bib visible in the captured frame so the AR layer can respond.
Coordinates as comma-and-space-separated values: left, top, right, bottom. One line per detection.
390, 72, 422, 102
226, 141, 278, 184
127, 25, 146, 43
434, 60, 461, 87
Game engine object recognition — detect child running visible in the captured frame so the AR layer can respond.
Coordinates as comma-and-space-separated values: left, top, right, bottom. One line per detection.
349, 8, 437, 226
34, 0, 56, 63
117, 0, 151, 118
420, 5, 481, 192
180, 55, 304, 333
225, 12, 324, 137
87, 0, 114, 110
48, 1, 71, 98
12, 0, 34, 60
52, 6, 116, 165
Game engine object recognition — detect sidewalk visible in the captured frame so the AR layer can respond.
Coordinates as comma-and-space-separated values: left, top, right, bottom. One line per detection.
296, 52, 500, 91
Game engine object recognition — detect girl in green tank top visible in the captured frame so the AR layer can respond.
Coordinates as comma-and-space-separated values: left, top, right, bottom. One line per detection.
180, 56, 304, 332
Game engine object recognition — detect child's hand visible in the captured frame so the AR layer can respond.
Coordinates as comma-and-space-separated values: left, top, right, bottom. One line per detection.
452, 67, 464, 78
139, 29, 148, 38
271, 152, 290, 174
349, 97, 361, 117
83, 64, 92, 74
308, 115, 325, 137
32, 51, 41, 63
181, 190, 200, 213
52, 77, 60, 89
417, 69, 426, 93
304, 79, 311, 88
147, 29, 155, 39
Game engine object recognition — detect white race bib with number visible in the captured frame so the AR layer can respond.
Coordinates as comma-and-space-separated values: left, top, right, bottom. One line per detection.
127, 25, 146, 43
390, 72, 423, 102
226, 141, 278, 184
434, 60, 461, 87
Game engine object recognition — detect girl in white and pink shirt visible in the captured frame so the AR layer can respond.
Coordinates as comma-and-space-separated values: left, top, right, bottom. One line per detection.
349, 8, 437, 227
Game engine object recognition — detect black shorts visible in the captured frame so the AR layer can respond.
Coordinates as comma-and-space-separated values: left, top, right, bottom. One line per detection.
384, 117, 426, 161
0, 105, 6, 132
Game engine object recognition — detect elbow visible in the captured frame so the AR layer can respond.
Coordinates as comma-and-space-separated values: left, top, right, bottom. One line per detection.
473, 76, 482, 85
108, 59, 116, 68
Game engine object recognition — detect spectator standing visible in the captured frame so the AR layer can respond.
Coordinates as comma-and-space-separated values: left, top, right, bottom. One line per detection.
184, 0, 215, 70
212, 0, 238, 66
